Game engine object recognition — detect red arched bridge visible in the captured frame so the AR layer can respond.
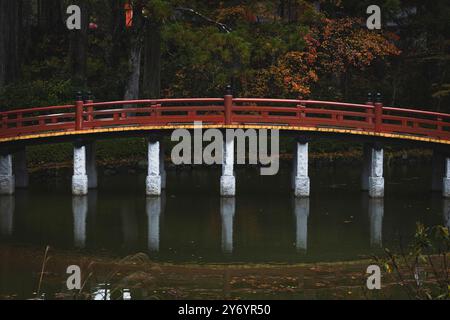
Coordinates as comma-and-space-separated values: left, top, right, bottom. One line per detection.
0, 94, 449, 145
0, 93, 449, 199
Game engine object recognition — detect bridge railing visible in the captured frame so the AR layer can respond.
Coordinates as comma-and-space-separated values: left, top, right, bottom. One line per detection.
82, 98, 225, 129
232, 98, 374, 129
0, 104, 77, 136
380, 106, 450, 139
0, 92, 449, 142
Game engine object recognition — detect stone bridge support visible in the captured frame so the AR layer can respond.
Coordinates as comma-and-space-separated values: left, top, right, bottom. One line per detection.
72, 141, 97, 196
72, 143, 88, 195
361, 143, 384, 198
431, 151, 450, 198
293, 138, 310, 198
0, 153, 14, 195
146, 138, 162, 196
220, 135, 235, 197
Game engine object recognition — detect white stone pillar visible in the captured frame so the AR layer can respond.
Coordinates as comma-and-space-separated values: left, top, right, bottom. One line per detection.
432, 151, 444, 192
160, 144, 166, 190
86, 143, 97, 189
294, 140, 310, 197
72, 196, 88, 248
220, 197, 235, 254
368, 198, 383, 247
369, 146, 384, 198
72, 145, 88, 196
220, 136, 235, 197
0, 154, 14, 195
14, 149, 28, 188
146, 139, 162, 196
294, 198, 309, 252
361, 144, 371, 191
443, 157, 450, 198
146, 197, 162, 252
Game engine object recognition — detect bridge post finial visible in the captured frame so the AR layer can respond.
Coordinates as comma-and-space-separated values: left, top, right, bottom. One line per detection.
224, 85, 233, 125
85, 91, 94, 123
225, 85, 232, 96
374, 93, 383, 132
376, 92, 382, 103
84, 91, 93, 102
76, 91, 83, 102
367, 93, 373, 104
75, 92, 84, 131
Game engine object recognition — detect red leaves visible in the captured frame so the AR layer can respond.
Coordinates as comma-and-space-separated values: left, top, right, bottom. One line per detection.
258, 17, 402, 97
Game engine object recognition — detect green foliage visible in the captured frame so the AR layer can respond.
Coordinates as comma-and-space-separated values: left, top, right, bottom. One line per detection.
0, 79, 74, 108
26, 138, 148, 167
162, 23, 252, 96
376, 223, 450, 300
27, 143, 73, 165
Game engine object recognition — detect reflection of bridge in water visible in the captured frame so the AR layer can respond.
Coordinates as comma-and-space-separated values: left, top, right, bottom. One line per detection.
2, 194, 448, 255
1, 91, 450, 198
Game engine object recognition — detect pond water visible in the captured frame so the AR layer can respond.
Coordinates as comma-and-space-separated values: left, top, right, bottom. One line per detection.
0, 161, 448, 264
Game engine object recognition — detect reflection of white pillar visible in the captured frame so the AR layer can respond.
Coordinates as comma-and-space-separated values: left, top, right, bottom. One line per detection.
443, 157, 450, 198
146, 197, 162, 252
294, 198, 309, 252
294, 140, 310, 197
72, 145, 88, 195
146, 139, 161, 196
72, 196, 88, 248
14, 149, 28, 188
0, 154, 14, 195
432, 151, 444, 192
443, 199, 450, 229
86, 143, 97, 189
220, 197, 235, 254
369, 146, 384, 198
0, 196, 14, 237
220, 136, 235, 197
368, 198, 384, 247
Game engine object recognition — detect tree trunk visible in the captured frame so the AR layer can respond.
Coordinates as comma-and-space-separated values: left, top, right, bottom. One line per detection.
108, 0, 126, 69
20, 0, 33, 64
124, 5, 144, 100
69, 0, 89, 88
142, 24, 161, 99
0, 0, 21, 88
124, 44, 142, 100
37, 0, 63, 34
